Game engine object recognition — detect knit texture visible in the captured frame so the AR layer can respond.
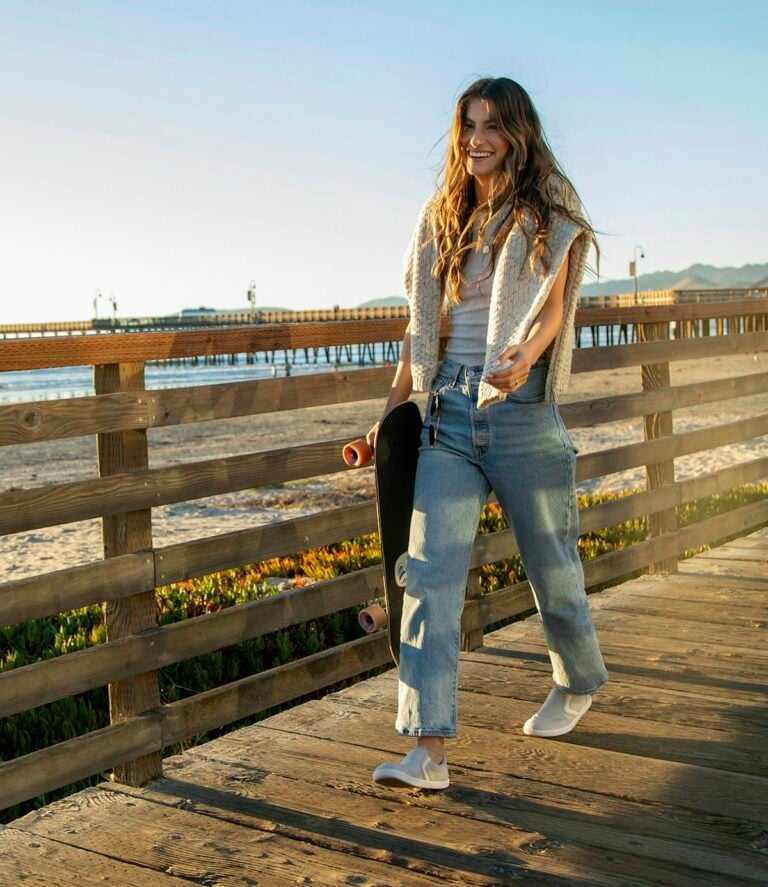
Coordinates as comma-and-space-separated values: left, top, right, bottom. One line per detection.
403, 176, 590, 409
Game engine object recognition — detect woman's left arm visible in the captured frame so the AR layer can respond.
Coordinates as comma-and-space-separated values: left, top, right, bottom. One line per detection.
484, 251, 569, 391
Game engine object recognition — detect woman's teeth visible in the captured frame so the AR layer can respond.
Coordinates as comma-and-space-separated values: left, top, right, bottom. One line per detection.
469, 152, 492, 159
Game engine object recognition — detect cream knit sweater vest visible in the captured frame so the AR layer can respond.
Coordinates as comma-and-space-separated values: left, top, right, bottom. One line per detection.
403, 176, 590, 409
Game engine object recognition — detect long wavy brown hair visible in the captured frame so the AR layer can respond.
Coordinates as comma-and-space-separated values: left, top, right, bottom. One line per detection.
430, 77, 601, 305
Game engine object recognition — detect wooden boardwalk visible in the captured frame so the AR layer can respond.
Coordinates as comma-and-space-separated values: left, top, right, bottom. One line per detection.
2, 530, 766, 886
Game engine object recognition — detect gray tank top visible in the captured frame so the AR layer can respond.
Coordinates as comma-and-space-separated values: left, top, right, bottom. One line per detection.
443, 202, 514, 366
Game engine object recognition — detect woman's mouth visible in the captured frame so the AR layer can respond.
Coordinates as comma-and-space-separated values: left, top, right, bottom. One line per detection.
468, 151, 493, 160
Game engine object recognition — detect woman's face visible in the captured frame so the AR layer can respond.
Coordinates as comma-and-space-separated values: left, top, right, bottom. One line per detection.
460, 98, 510, 181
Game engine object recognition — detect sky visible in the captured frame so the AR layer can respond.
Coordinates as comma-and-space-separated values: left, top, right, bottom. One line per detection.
0, 0, 766, 323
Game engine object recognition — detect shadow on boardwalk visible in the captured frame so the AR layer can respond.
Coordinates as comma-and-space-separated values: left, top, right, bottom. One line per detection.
2, 530, 767, 885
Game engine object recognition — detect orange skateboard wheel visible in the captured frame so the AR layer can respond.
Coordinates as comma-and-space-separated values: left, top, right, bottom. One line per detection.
358, 603, 387, 632
343, 437, 374, 467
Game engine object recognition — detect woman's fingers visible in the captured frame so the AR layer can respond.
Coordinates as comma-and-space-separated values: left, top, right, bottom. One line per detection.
366, 422, 380, 448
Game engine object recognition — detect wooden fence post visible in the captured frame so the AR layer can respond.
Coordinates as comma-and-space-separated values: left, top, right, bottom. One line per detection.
461, 567, 483, 652
637, 322, 678, 573
95, 361, 162, 785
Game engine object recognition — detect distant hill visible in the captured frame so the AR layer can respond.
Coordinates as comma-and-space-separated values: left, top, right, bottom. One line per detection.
667, 275, 719, 290
581, 262, 768, 296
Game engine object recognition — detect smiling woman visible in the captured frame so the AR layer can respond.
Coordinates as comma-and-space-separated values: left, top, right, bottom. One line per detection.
366, 76, 608, 791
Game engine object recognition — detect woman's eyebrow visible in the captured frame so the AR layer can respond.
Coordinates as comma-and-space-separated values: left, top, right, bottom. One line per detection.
464, 115, 496, 124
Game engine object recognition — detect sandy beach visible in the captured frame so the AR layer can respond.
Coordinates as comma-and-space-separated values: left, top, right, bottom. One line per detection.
2, 351, 766, 584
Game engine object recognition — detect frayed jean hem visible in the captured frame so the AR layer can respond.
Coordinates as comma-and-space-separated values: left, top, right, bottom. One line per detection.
395, 726, 456, 738
555, 670, 609, 696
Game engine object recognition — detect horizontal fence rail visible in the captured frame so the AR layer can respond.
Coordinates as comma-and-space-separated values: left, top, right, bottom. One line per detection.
0, 299, 765, 372
1, 298, 767, 814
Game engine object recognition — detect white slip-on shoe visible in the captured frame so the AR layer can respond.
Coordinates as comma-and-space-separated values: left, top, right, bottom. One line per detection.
523, 686, 592, 737
373, 746, 450, 789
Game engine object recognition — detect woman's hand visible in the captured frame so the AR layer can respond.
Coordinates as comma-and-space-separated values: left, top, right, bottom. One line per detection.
483, 343, 536, 392
366, 421, 381, 451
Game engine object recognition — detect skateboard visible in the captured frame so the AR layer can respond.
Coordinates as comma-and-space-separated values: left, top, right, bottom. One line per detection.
342, 401, 423, 664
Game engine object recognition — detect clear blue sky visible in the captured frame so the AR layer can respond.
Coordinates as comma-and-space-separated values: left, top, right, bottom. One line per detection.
1, 0, 765, 322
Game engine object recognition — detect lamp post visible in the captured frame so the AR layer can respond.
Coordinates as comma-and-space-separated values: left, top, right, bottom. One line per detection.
108, 295, 118, 325
630, 245, 645, 299
247, 281, 257, 324
93, 290, 103, 320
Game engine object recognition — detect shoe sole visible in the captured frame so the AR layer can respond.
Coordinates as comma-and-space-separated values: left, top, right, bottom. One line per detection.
523, 697, 592, 737
373, 771, 449, 790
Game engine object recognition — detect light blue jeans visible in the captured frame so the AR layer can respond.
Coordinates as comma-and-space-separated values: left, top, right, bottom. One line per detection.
396, 356, 609, 737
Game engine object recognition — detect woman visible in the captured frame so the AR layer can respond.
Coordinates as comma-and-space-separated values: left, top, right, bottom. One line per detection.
368, 77, 608, 790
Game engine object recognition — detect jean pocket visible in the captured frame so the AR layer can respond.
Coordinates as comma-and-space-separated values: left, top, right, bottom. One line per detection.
504, 362, 547, 404
553, 405, 579, 454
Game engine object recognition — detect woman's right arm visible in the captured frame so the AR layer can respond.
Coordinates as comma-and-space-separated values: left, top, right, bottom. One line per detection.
366, 321, 413, 449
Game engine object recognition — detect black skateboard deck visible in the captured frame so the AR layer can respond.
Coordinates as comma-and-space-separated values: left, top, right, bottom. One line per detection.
344, 401, 422, 665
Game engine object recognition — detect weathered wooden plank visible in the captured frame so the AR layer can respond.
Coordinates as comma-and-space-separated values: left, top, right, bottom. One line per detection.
570, 328, 768, 372
497, 595, 768, 670
106, 748, 745, 887
578, 453, 768, 532
1, 303, 763, 371
183, 726, 766, 885
580, 498, 768, 586
160, 633, 392, 745
0, 437, 352, 534
327, 664, 768, 777
0, 392, 149, 446
0, 368, 395, 446
575, 415, 768, 480
0, 828, 191, 886
599, 572, 768, 607
589, 590, 768, 627
156, 501, 377, 583
463, 649, 768, 734
104, 770, 616, 887
637, 320, 677, 572
0, 713, 162, 813
574, 299, 767, 326
724, 533, 768, 549
695, 547, 768, 563
0, 503, 376, 625
151, 365, 394, 426
15, 787, 455, 887
487, 631, 767, 697
590, 608, 768, 656
0, 567, 385, 719
0, 318, 411, 371
679, 557, 768, 582
0, 552, 154, 627
254, 697, 767, 822
561, 371, 768, 428
95, 361, 161, 786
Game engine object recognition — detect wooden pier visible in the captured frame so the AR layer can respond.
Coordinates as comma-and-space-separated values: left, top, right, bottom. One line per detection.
2, 532, 766, 885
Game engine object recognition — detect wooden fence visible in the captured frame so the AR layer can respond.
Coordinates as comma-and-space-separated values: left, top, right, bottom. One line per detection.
0, 298, 767, 812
